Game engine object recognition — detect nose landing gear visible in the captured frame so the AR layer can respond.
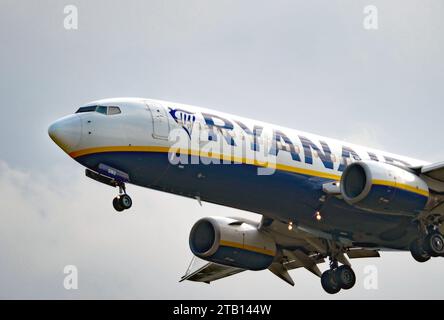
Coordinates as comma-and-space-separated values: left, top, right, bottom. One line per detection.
84, 168, 133, 212
113, 183, 132, 212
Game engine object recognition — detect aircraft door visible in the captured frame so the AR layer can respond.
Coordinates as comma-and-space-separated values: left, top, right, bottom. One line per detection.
147, 103, 170, 140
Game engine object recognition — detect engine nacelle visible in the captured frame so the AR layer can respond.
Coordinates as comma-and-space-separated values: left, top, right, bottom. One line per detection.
340, 161, 429, 215
189, 217, 276, 270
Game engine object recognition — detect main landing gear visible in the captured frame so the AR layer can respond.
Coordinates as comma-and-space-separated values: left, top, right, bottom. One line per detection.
409, 216, 444, 262
410, 230, 444, 262
320, 258, 356, 294
112, 183, 132, 212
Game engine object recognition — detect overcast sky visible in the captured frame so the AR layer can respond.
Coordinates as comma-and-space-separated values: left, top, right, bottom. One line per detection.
1, 0, 444, 299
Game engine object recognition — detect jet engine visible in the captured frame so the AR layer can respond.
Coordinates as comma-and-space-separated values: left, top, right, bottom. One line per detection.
189, 217, 276, 270
340, 161, 429, 215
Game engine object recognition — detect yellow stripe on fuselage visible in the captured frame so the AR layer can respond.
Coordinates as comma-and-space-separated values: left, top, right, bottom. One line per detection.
372, 179, 429, 197
69, 146, 429, 198
69, 145, 341, 180
69, 146, 169, 158
219, 240, 275, 256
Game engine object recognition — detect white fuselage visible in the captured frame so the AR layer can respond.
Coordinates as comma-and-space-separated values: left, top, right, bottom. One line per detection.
48, 97, 430, 249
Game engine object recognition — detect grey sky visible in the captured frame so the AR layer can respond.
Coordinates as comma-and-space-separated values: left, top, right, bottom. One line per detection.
0, 0, 443, 299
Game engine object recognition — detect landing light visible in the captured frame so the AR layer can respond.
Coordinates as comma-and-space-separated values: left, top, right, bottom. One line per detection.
315, 211, 322, 221
288, 221, 293, 231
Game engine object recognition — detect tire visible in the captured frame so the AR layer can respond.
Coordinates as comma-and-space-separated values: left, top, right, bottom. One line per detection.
113, 197, 124, 212
119, 194, 132, 210
410, 238, 430, 262
424, 232, 444, 257
334, 265, 356, 290
321, 270, 341, 294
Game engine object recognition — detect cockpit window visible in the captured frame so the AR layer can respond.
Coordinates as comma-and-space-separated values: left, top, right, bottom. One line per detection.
108, 106, 121, 115
96, 106, 108, 115
76, 106, 97, 113
75, 105, 122, 115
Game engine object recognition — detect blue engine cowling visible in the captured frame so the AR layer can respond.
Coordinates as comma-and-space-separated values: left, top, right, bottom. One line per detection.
340, 161, 430, 215
189, 217, 277, 271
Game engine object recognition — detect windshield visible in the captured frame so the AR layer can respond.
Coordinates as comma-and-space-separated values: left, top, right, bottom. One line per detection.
75, 105, 121, 115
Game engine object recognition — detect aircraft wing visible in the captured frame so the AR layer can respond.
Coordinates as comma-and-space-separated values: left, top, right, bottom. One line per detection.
420, 161, 444, 182
180, 256, 245, 284
409, 161, 444, 193
411, 161, 444, 214
180, 217, 380, 286
259, 218, 380, 285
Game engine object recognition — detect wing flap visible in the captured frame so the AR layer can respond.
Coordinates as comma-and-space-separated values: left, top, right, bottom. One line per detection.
268, 262, 295, 286
283, 249, 323, 277
180, 256, 245, 284
346, 248, 380, 259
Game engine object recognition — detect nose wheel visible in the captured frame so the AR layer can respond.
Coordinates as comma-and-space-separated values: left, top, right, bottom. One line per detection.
113, 184, 132, 212
113, 194, 132, 212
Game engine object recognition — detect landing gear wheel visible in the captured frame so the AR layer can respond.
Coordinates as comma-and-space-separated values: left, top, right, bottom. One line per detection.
410, 238, 430, 262
112, 183, 132, 212
113, 197, 124, 212
321, 270, 341, 294
334, 265, 356, 290
119, 194, 132, 210
424, 232, 444, 257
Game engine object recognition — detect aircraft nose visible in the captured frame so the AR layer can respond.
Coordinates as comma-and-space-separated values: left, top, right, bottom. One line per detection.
48, 115, 82, 153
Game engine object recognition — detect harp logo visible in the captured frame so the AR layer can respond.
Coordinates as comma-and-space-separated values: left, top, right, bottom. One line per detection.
169, 107, 197, 138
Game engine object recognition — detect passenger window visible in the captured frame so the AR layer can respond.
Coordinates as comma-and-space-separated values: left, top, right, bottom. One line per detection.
108, 106, 121, 115
96, 106, 108, 115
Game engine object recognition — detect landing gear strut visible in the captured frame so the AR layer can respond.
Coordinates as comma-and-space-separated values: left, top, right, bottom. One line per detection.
320, 257, 356, 294
112, 183, 132, 212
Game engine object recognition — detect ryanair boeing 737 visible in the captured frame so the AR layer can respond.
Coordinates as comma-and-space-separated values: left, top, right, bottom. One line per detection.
48, 98, 444, 294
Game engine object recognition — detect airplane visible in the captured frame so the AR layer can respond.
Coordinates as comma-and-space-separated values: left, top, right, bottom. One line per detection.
48, 97, 444, 294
